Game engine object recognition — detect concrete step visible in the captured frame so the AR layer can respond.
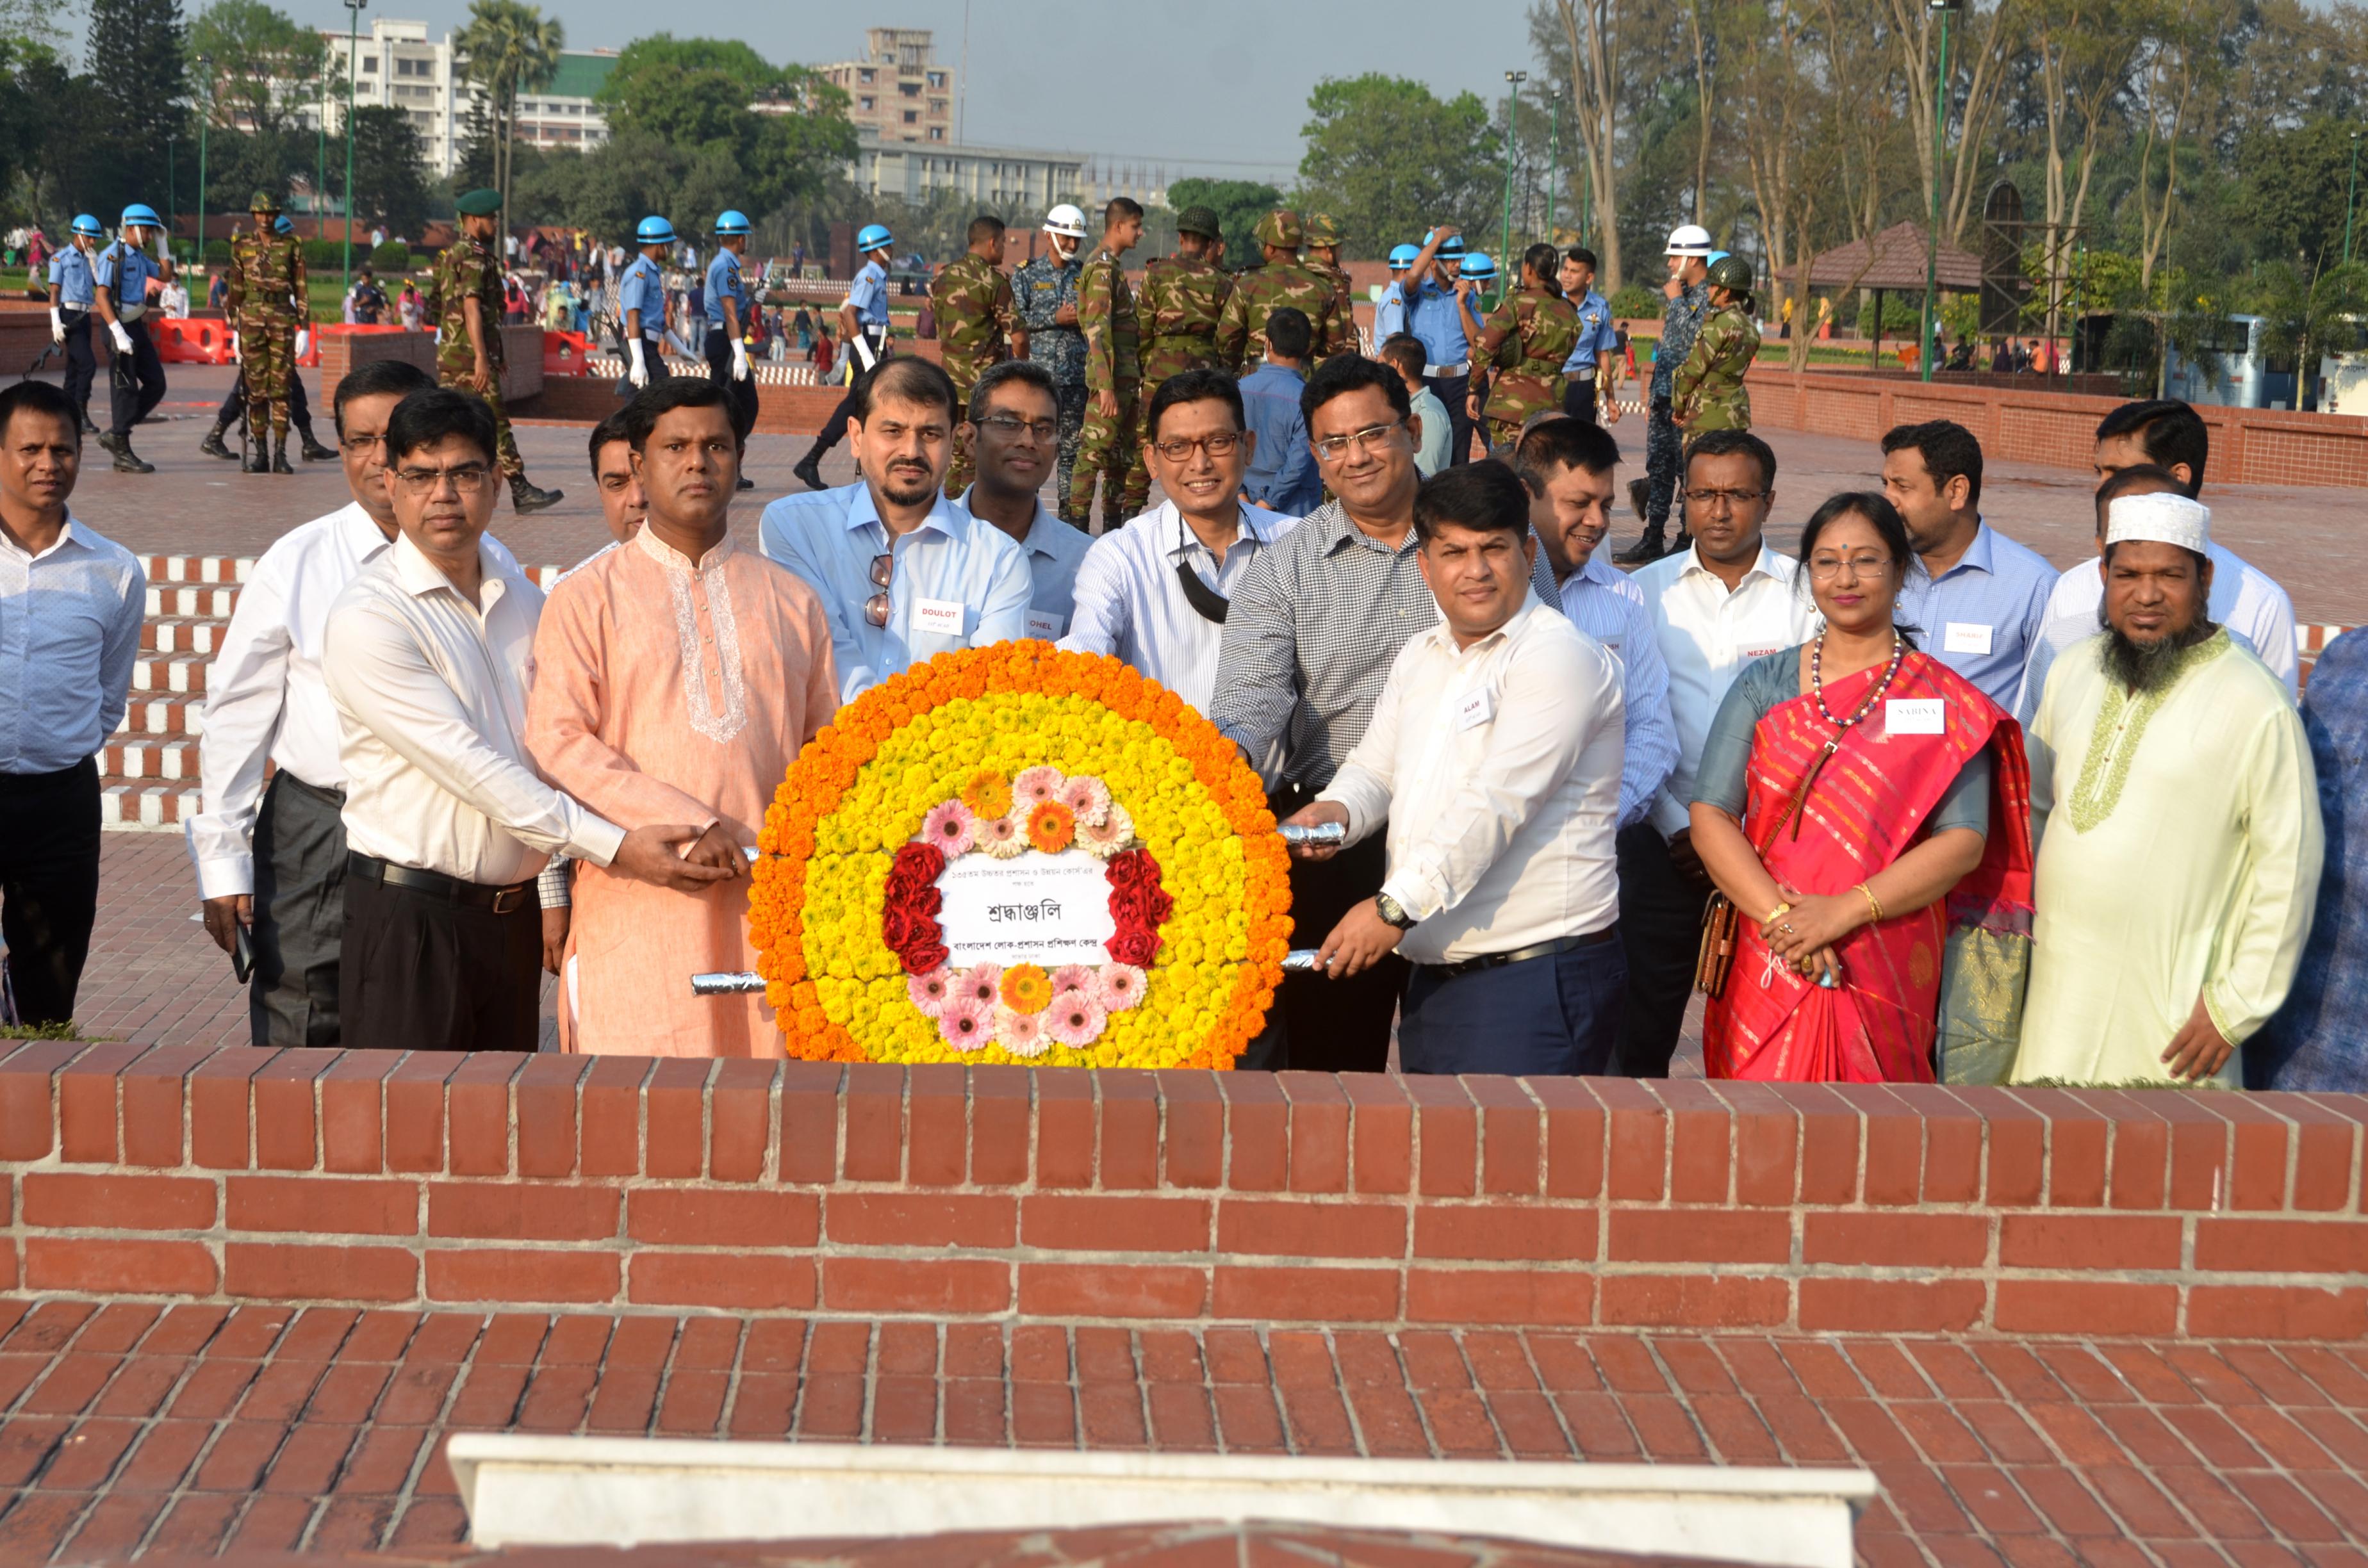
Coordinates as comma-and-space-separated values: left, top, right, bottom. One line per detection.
102, 737, 199, 781
145, 584, 240, 621
140, 617, 225, 655
101, 782, 201, 831
132, 652, 210, 696
115, 695, 203, 738
138, 553, 252, 585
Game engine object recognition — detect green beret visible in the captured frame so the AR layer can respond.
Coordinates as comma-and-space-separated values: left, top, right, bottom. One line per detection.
455, 188, 503, 217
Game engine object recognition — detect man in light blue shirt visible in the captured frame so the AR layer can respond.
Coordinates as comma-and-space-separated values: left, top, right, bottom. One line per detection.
1372, 244, 1417, 341
1238, 306, 1321, 515
1878, 419, 2055, 710
617, 215, 673, 393
761, 357, 1029, 700
1558, 247, 1622, 427
1376, 333, 1452, 477
955, 360, 1090, 639
45, 215, 102, 434
1402, 225, 1476, 467
794, 222, 897, 492
703, 209, 757, 471
93, 204, 174, 474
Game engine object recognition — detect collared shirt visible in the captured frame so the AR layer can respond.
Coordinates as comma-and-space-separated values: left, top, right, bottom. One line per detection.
1212, 499, 1438, 790
1373, 279, 1411, 341
848, 259, 889, 326
960, 487, 1090, 639
324, 532, 625, 886
1408, 279, 1472, 370
0, 515, 144, 775
187, 502, 522, 899
1631, 539, 1821, 838
1238, 363, 1320, 515
1558, 555, 1681, 829
1561, 288, 1619, 373
1408, 386, 1453, 477
618, 256, 664, 337
92, 241, 156, 311
1891, 519, 2057, 711
2014, 542, 2300, 723
1060, 500, 1300, 717
48, 246, 95, 308
703, 249, 746, 327
1320, 600, 1625, 965
759, 482, 1031, 701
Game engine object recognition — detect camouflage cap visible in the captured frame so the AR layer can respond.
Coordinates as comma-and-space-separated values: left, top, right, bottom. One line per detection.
1303, 213, 1344, 247
1174, 205, 1222, 241
248, 188, 281, 213
1253, 209, 1303, 250
455, 188, 504, 217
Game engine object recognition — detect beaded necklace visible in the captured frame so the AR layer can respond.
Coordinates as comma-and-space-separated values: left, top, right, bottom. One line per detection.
1777, 630, 1906, 839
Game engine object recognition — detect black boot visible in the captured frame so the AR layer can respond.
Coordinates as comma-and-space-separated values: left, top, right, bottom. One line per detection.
736, 476, 757, 491
510, 473, 563, 514
271, 432, 294, 475
793, 439, 830, 492
101, 431, 154, 473
298, 426, 337, 462
241, 430, 265, 473
199, 421, 238, 461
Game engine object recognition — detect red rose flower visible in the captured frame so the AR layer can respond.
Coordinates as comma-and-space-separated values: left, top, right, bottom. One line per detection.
901, 938, 950, 976
1107, 927, 1160, 967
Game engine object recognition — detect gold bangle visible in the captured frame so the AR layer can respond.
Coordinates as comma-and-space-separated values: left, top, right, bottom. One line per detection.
1855, 883, 1884, 924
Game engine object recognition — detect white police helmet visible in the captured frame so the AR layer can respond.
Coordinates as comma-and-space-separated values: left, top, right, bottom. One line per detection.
1665, 224, 1714, 257
1042, 203, 1089, 241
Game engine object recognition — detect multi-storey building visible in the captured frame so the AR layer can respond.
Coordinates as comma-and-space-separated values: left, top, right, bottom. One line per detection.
308, 19, 614, 177
812, 27, 954, 145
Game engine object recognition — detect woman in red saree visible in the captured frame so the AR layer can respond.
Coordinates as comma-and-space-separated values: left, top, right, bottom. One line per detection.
1690, 493, 2035, 1082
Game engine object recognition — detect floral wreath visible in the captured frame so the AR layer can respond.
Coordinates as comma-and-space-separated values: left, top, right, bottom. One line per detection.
750, 644, 1293, 1068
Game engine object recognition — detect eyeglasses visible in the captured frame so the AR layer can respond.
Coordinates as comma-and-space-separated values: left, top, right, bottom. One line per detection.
1153, 431, 1243, 462
1682, 487, 1766, 509
394, 463, 492, 495
975, 414, 1057, 441
1313, 419, 1406, 464
864, 551, 893, 628
341, 432, 386, 453
1808, 553, 1893, 580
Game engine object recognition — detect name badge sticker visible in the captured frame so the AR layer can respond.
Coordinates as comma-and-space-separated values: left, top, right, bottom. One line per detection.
1943, 621, 1994, 656
1886, 698, 1945, 736
1456, 686, 1495, 731
1024, 610, 1065, 641
913, 597, 966, 637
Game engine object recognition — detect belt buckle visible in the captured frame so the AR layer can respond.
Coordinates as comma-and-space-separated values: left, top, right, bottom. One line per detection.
491, 886, 526, 915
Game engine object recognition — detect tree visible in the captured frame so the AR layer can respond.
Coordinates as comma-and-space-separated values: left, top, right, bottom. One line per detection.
1294, 75, 1500, 261
600, 34, 782, 108
454, 0, 562, 220
186, 0, 324, 144
1163, 177, 1283, 270
591, 37, 854, 221
2251, 258, 2368, 408
83, 0, 189, 220
1534, 0, 1634, 288
341, 104, 432, 236
2233, 117, 2357, 268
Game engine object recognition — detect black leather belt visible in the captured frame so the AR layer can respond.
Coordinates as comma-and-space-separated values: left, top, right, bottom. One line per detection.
347, 852, 534, 914
1419, 927, 1617, 979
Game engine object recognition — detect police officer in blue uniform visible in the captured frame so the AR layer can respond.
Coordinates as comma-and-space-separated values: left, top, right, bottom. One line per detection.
792, 221, 894, 492
93, 203, 175, 473
1372, 243, 1418, 341
1558, 245, 1622, 427
705, 209, 759, 487
618, 215, 674, 395
1403, 225, 1478, 467
201, 213, 336, 464
46, 215, 104, 434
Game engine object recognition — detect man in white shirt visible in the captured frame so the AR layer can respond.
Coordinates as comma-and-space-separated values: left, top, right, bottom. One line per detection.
1283, 460, 1627, 1075
2017, 399, 2298, 723
1062, 368, 1298, 717
1625, 428, 1820, 1077
324, 388, 730, 1053
0, 380, 144, 1027
957, 360, 1090, 641
760, 357, 1030, 700
188, 358, 474, 1047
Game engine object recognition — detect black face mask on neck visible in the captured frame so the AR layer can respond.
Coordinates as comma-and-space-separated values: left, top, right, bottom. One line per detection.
1174, 506, 1249, 625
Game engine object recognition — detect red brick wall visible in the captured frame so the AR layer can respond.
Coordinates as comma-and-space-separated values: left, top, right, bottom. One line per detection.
5, 1043, 2364, 1341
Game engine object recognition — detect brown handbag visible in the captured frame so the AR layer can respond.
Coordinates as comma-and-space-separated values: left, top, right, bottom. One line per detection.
1692, 752, 1823, 999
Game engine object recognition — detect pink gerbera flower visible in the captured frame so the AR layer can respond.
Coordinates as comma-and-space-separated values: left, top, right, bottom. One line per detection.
1012, 765, 1067, 810
956, 963, 1003, 1008
1076, 802, 1135, 858
1045, 987, 1107, 1047
976, 813, 1026, 860
994, 1006, 1049, 1058
1058, 774, 1112, 826
906, 967, 953, 1017
921, 799, 976, 858
936, 995, 992, 1051
1049, 964, 1096, 996
1095, 963, 1147, 1013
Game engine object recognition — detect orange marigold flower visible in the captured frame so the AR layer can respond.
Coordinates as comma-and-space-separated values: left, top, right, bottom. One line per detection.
1026, 799, 1076, 853
999, 962, 1053, 1013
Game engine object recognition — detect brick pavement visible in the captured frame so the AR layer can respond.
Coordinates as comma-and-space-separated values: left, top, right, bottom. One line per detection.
1, 1299, 2365, 1564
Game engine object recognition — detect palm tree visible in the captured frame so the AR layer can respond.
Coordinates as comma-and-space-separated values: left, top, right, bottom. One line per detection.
453, 0, 561, 220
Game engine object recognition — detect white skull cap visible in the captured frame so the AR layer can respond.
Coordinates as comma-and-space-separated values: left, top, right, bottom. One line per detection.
2105, 491, 2212, 553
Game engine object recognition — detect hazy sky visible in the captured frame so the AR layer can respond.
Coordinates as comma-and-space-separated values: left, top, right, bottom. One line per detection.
258, 0, 1543, 183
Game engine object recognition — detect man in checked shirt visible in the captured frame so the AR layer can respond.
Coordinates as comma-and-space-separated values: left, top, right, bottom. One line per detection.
1212, 355, 1435, 1074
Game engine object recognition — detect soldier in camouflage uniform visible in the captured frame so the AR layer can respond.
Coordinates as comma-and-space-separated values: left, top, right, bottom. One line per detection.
224, 190, 306, 474
1012, 203, 1090, 508
1672, 255, 1761, 436
1215, 210, 1345, 373
1065, 197, 1146, 530
431, 188, 562, 514
1471, 244, 1583, 455
932, 213, 1019, 498
1301, 212, 1361, 361
1135, 205, 1231, 392
1616, 224, 1714, 565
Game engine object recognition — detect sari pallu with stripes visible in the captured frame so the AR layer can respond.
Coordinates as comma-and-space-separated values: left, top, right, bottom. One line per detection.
1703, 649, 2036, 1084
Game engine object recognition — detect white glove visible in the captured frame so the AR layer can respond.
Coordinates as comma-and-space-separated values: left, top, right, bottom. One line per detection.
230, 331, 242, 363
48, 308, 62, 344
730, 339, 750, 382
627, 336, 648, 389
295, 328, 310, 359
108, 320, 133, 355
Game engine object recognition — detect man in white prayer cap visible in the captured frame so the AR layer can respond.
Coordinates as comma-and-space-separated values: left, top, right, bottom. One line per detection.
2011, 468, 2323, 1088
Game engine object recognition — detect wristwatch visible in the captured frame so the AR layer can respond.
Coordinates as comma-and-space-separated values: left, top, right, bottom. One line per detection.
1374, 892, 1415, 930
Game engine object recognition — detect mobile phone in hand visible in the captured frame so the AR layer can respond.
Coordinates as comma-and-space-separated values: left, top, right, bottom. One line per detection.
231, 922, 254, 984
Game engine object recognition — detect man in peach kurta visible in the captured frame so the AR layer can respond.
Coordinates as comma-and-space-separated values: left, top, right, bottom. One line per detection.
528, 382, 838, 1054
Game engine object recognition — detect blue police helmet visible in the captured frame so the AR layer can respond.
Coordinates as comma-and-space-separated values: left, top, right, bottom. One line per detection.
1438, 233, 1468, 259
635, 215, 677, 246
1388, 243, 1419, 270
274, 215, 294, 235
856, 222, 894, 253
71, 214, 104, 238
714, 209, 752, 237
120, 203, 163, 229
1459, 251, 1499, 282
1707, 249, 1731, 268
